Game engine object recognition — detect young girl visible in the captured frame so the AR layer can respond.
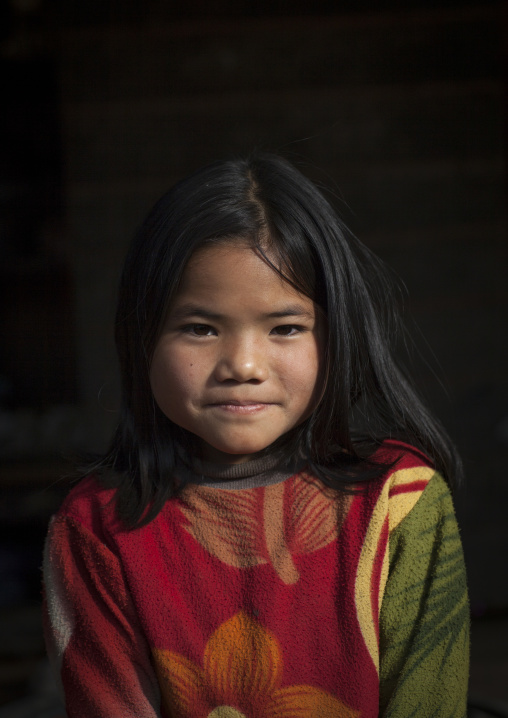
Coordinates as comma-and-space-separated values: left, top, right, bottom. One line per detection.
43, 154, 469, 717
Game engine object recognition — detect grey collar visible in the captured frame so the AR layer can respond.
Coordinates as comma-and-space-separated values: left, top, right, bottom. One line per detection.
176, 448, 306, 490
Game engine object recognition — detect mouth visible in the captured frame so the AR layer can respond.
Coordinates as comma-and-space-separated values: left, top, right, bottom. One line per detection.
207, 401, 275, 414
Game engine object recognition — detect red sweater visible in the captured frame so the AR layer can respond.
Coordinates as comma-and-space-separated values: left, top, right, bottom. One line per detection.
43, 442, 469, 717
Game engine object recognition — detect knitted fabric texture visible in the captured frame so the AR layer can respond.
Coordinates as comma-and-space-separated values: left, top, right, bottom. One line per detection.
43, 441, 469, 717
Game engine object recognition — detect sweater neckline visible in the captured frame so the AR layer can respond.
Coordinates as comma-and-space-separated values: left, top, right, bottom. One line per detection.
176, 447, 306, 490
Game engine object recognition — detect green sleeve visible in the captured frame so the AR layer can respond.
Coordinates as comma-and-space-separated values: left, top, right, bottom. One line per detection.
379, 473, 470, 717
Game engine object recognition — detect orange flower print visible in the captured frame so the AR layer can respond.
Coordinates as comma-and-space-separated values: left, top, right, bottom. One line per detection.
153, 612, 358, 718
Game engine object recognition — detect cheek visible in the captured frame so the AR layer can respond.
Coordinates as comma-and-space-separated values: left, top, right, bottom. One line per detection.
149, 345, 198, 407
283, 343, 322, 399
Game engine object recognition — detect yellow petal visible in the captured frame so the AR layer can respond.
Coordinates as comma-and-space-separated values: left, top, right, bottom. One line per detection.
153, 648, 207, 716
355, 465, 434, 674
204, 612, 282, 703
268, 685, 360, 717
388, 467, 434, 533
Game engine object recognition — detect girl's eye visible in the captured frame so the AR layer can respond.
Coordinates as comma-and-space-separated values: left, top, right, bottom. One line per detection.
183, 324, 216, 336
271, 325, 302, 337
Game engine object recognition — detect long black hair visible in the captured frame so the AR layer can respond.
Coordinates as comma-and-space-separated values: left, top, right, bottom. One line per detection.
95, 153, 462, 527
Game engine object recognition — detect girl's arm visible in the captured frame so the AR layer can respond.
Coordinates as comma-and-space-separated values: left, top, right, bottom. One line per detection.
43, 514, 162, 718
379, 473, 469, 717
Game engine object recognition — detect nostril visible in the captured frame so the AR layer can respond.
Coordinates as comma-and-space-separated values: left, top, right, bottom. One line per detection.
213, 353, 268, 383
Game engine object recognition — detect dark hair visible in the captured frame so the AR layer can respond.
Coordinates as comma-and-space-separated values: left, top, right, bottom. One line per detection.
95, 153, 462, 527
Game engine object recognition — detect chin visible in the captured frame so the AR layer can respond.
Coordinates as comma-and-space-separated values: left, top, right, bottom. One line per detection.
203, 438, 273, 463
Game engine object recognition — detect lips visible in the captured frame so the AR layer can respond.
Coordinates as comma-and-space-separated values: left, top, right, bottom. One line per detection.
207, 400, 275, 414
209, 400, 273, 406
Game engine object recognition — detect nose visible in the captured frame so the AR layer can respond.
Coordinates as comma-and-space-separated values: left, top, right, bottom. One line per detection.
213, 336, 268, 383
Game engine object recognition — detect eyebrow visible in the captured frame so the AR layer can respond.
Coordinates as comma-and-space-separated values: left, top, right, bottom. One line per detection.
169, 303, 314, 321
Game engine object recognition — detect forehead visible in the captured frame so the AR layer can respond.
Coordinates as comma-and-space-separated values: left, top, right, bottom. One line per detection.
173, 241, 314, 311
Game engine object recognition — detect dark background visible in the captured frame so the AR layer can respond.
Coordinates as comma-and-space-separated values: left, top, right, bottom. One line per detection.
0, 0, 506, 711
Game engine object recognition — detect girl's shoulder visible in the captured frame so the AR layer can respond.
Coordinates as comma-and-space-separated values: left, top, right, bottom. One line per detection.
372, 438, 434, 472
55, 474, 120, 537
367, 439, 449, 532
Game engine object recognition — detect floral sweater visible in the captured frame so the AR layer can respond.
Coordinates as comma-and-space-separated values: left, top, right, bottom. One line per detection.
43, 441, 469, 717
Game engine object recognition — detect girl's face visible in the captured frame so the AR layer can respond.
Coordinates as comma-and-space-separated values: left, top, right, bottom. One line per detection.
150, 241, 324, 463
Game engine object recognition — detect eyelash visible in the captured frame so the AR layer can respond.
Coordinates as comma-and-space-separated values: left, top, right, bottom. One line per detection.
182, 324, 216, 337
181, 324, 305, 337
270, 325, 305, 337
